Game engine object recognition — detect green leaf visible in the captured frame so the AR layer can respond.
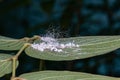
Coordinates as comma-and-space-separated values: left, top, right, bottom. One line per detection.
0, 53, 19, 77
19, 71, 119, 80
0, 36, 26, 50
25, 36, 120, 61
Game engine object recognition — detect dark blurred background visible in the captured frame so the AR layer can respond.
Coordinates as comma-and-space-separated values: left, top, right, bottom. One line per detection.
0, 0, 120, 80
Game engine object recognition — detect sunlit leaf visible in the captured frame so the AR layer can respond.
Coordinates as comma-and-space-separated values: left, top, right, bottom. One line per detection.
0, 53, 18, 77
19, 71, 119, 80
25, 36, 120, 61
0, 36, 26, 50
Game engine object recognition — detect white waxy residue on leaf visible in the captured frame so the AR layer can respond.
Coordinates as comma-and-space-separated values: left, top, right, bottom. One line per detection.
31, 37, 79, 52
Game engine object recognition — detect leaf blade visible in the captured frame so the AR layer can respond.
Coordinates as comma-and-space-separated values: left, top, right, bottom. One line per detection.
19, 71, 119, 80
0, 36, 26, 50
25, 36, 120, 61
0, 53, 19, 77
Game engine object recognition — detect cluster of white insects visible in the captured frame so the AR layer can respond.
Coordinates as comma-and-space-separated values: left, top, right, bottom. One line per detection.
31, 27, 79, 52
31, 37, 79, 52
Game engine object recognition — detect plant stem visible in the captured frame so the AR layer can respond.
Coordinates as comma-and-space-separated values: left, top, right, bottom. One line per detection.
11, 57, 17, 79
31, 35, 41, 40
11, 35, 40, 80
28, 35, 41, 43
39, 60, 45, 71
16, 43, 30, 57
11, 43, 30, 80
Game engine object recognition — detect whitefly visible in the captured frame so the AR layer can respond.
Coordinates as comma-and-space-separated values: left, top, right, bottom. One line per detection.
31, 37, 79, 52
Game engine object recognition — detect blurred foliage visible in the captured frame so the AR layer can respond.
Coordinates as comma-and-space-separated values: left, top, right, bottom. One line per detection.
0, 0, 120, 80
0, 0, 30, 15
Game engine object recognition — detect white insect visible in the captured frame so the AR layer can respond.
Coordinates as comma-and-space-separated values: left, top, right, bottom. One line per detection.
31, 37, 79, 52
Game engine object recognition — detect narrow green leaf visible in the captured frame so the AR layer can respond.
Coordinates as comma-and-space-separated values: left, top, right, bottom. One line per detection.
0, 53, 18, 77
25, 36, 120, 61
19, 71, 119, 80
0, 36, 26, 50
